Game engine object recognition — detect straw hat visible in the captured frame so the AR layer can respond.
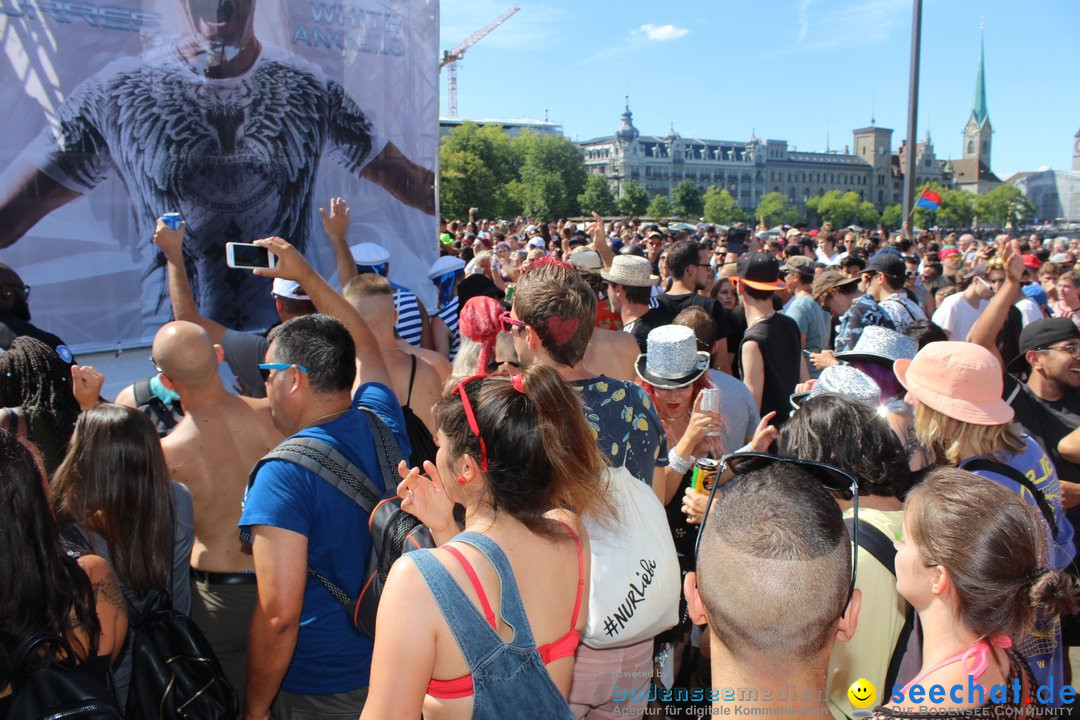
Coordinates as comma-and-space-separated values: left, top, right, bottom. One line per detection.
601, 255, 659, 287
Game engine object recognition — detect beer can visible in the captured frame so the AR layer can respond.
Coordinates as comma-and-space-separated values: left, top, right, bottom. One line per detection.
162, 212, 182, 230
694, 458, 720, 494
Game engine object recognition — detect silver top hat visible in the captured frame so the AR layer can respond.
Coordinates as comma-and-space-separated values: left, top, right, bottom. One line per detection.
790, 364, 882, 410
634, 325, 710, 389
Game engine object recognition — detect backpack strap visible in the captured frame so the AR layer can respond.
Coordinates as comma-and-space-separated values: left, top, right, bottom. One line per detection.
356, 406, 404, 489
844, 517, 917, 692
132, 378, 154, 407
961, 458, 1059, 538
241, 430, 394, 613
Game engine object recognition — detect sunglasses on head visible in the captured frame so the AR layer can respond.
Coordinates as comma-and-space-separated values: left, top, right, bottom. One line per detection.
695, 451, 859, 614
498, 310, 526, 334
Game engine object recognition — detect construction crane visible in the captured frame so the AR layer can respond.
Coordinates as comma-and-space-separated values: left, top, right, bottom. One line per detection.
440, 4, 520, 118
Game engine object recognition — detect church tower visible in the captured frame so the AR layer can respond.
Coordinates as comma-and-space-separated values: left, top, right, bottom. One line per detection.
962, 35, 992, 170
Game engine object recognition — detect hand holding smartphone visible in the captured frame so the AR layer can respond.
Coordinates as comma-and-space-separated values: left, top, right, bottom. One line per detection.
225, 242, 277, 270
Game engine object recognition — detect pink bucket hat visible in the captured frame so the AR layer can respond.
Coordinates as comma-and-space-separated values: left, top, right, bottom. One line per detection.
893, 341, 1014, 426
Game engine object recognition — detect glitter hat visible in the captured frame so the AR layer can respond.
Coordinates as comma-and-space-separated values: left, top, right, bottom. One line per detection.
634, 325, 710, 389
790, 364, 882, 411
835, 326, 918, 366
894, 341, 1013, 426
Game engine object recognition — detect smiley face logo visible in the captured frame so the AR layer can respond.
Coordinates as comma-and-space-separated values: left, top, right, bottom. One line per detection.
847, 678, 876, 709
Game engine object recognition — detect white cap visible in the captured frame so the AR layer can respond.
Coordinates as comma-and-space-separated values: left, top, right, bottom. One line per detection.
349, 242, 390, 266
528, 237, 547, 249
428, 255, 467, 280
272, 278, 310, 300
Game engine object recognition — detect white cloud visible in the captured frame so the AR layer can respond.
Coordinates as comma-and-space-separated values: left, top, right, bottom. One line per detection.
766, 0, 907, 57
634, 23, 689, 42
798, 0, 813, 43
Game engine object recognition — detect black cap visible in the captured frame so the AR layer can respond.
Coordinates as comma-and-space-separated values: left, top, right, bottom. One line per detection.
1018, 318, 1080, 355
867, 251, 906, 279
735, 252, 785, 290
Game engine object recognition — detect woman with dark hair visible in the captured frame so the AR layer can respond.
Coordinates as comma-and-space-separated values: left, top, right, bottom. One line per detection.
361, 364, 615, 719
0, 336, 85, 475
877, 468, 1079, 717
778, 392, 913, 718
0, 429, 127, 714
49, 403, 196, 704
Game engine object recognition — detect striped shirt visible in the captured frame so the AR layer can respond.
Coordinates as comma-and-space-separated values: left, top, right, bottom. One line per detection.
436, 296, 460, 361
391, 281, 423, 347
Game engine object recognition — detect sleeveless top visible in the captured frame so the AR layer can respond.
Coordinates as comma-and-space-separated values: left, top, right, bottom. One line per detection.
436, 297, 461, 361
392, 283, 424, 347
402, 354, 437, 468
410, 531, 579, 719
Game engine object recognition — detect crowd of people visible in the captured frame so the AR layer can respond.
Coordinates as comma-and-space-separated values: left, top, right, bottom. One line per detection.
3, 202, 1080, 720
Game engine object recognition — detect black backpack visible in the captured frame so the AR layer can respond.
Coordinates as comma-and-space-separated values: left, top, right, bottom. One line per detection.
132, 377, 184, 438
243, 407, 433, 639
7, 632, 123, 720
123, 588, 239, 720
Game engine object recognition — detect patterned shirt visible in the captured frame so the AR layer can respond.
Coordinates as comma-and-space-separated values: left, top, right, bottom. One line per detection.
834, 294, 895, 352
567, 376, 668, 484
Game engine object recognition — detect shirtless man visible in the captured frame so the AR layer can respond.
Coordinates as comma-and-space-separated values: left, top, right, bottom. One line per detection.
341, 274, 442, 466
151, 320, 283, 700
582, 326, 639, 383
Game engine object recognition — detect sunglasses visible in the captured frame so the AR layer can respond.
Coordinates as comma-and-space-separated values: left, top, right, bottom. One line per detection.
498, 310, 526, 334
0, 283, 30, 298
694, 451, 859, 615
485, 358, 521, 374
257, 362, 310, 382
453, 375, 489, 471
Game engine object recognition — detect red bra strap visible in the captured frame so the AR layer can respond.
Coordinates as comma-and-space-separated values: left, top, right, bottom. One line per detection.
444, 544, 497, 630
557, 520, 585, 629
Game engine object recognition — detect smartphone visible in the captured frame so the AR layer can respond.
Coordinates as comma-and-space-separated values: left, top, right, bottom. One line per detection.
225, 242, 276, 270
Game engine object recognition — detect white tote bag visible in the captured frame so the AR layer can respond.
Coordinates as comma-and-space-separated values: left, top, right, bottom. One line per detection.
581, 465, 681, 649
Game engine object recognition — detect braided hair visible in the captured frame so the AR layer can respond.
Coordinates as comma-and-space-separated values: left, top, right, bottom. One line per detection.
0, 336, 81, 455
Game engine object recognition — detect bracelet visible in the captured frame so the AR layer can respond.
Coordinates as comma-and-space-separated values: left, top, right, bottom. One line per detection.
668, 451, 695, 475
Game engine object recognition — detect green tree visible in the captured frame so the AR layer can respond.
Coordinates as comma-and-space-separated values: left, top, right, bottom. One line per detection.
778, 207, 804, 226
806, 190, 861, 227
880, 204, 903, 230
755, 192, 789, 227
911, 182, 974, 230
510, 131, 588, 219
855, 201, 880, 228
577, 174, 618, 216
438, 122, 520, 218
671, 180, 704, 219
703, 187, 747, 225
618, 180, 650, 216
647, 194, 673, 218
974, 185, 1035, 228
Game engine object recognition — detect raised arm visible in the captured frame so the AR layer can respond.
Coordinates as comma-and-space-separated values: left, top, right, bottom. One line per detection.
590, 212, 616, 268
0, 164, 82, 249
252, 237, 392, 388
153, 218, 227, 345
966, 238, 1023, 367
320, 197, 356, 290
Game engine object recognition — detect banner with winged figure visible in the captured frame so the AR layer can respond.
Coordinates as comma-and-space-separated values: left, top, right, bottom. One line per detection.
0, 0, 438, 349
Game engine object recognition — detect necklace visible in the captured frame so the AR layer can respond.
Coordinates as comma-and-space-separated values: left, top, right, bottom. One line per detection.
748, 310, 775, 328
300, 408, 348, 431
659, 409, 692, 423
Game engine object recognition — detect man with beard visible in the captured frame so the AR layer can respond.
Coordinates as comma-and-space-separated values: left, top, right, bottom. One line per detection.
656, 240, 731, 372
0, 263, 74, 362
0, 0, 435, 332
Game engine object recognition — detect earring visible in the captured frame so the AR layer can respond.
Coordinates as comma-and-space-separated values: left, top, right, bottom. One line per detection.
456, 475, 467, 486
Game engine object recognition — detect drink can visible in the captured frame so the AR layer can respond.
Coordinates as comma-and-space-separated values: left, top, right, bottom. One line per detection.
694, 458, 720, 494
700, 387, 722, 436
162, 212, 182, 230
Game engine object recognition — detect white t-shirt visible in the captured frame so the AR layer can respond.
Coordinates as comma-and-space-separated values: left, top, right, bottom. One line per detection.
1015, 296, 1044, 326
931, 292, 987, 341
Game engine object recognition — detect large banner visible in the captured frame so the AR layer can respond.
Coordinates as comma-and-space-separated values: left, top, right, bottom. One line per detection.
0, 0, 438, 351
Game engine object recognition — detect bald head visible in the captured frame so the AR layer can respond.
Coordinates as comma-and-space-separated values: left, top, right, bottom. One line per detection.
152, 321, 219, 385
342, 275, 396, 330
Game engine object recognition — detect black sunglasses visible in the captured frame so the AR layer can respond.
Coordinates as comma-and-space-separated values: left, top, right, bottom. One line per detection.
485, 358, 521, 373
694, 451, 859, 615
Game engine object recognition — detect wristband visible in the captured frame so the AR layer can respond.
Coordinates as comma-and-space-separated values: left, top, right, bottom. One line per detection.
668, 451, 695, 475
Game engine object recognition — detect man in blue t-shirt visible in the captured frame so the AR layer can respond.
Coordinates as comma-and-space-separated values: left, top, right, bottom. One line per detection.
236, 239, 409, 720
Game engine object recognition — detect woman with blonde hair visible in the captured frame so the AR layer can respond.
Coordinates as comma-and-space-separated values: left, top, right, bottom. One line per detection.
894, 341, 1075, 694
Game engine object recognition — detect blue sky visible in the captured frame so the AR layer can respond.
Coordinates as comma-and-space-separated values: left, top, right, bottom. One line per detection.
439, 0, 1080, 182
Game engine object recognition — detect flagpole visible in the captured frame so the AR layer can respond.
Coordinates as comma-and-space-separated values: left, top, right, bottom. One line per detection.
901, 0, 923, 224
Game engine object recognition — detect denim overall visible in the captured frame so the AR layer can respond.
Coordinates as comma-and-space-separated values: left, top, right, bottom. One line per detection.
410, 532, 576, 719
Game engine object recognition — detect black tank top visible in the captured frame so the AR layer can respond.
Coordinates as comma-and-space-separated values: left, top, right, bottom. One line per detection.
402, 354, 437, 468
741, 313, 802, 424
